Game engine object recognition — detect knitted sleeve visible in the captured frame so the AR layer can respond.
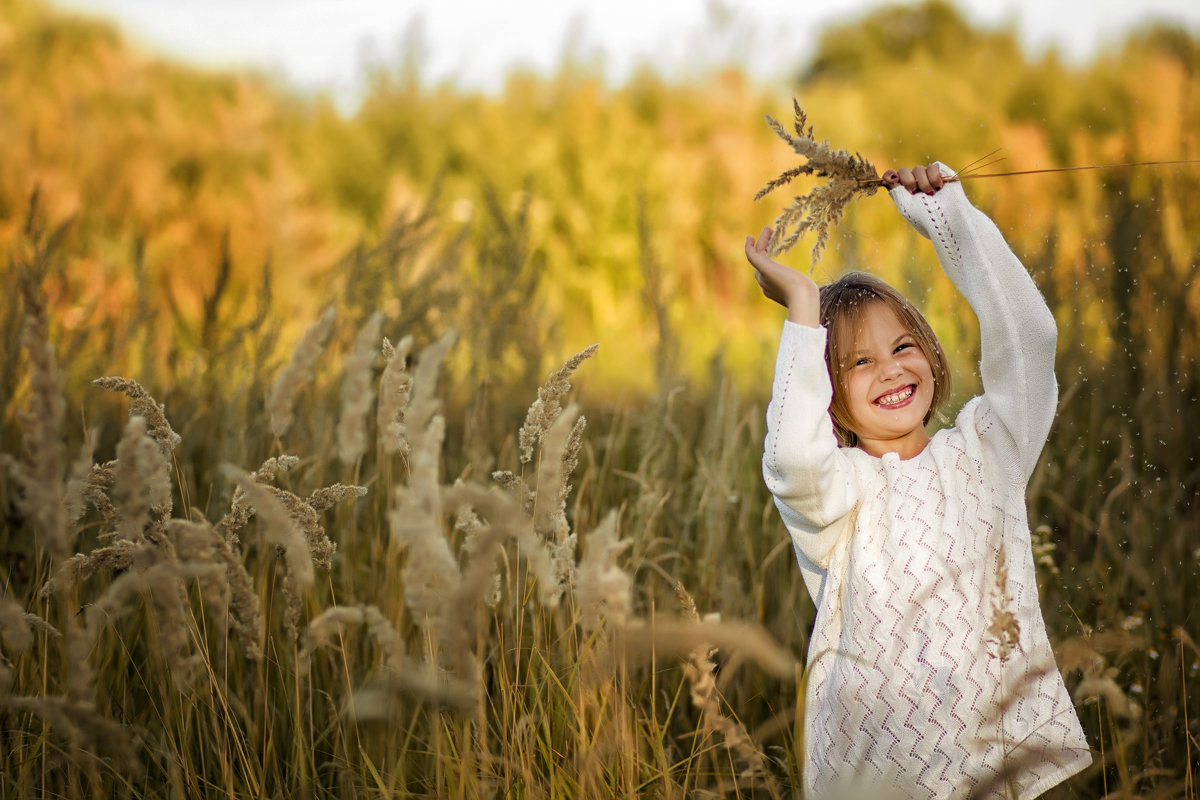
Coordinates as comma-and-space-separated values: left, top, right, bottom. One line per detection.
889, 164, 1058, 485
762, 322, 859, 569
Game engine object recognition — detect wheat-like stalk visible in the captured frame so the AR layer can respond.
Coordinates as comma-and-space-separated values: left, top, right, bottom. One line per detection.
227, 468, 316, 638
112, 414, 173, 544
675, 582, 773, 782
574, 511, 632, 633
453, 490, 502, 608
604, 617, 797, 681
987, 545, 1020, 663
4, 269, 69, 561
93, 376, 182, 457
336, 311, 384, 465
4, 696, 141, 776
0, 594, 55, 658
377, 334, 414, 456
63, 437, 95, 528
81, 461, 119, 531
299, 604, 405, 680
267, 304, 336, 439
82, 559, 220, 690
755, 100, 882, 265
534, 405, 585, 604
518, 344, 599, 464
390, 421, 460, 630
215, 454, 299, 545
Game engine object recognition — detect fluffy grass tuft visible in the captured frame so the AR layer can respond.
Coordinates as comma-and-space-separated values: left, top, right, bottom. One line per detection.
755, 99, 882, 266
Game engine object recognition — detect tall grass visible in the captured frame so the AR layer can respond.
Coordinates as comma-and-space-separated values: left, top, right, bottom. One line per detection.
0, 195, 804, 799
2, 162, 1198, 800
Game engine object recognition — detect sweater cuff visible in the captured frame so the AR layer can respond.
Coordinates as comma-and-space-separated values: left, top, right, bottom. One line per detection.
779, 319, 827, 353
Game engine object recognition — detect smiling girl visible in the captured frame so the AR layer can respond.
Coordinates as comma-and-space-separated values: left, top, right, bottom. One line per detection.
745, 164, 1091, 798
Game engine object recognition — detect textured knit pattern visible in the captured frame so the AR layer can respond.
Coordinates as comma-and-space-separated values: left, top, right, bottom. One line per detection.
763, 168, 1092, 799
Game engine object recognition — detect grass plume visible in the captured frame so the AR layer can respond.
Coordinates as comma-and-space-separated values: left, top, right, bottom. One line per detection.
755, 99, 881, 265
267, 304, 336, 439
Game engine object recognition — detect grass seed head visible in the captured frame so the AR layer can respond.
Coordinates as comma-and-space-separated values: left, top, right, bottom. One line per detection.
9, 268, 69, 558
300, 604, 405, 679
93, 376, 182, 456
987, 545, 1020, 662
518, 344, 598, 463
337, 311, 384, 465
229, 469, 316, 637
113, 415, 173, 544
378, 334, 415, 456
755, 100, 881, 266
574, 511, 632, 632
267, 304, 336, 439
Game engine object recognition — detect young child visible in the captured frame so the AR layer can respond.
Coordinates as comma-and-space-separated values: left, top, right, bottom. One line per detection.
745, 164, 1092, 799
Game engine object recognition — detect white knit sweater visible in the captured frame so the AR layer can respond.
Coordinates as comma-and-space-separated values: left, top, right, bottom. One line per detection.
763, 172, 1092, 799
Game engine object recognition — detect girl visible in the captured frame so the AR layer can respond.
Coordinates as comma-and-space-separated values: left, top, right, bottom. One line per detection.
745, 164, 1091, 799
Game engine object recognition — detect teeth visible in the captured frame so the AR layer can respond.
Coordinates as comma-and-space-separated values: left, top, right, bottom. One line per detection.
877, 386, 914, 407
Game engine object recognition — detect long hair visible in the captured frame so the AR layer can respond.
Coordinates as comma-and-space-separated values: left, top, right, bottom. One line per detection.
818, 272, 951, 447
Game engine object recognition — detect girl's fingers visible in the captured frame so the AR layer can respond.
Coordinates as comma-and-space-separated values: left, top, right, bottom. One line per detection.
756, 226, 773, 251
926, 165, 945, 190
892, 165, 943, 194
914, 167, 934, 194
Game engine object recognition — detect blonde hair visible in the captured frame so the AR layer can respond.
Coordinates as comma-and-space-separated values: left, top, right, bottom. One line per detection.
819, 272, 951, 448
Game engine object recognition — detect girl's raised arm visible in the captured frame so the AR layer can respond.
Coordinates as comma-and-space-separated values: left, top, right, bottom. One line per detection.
746, 228, 859, 581
888, 163, 1057, 484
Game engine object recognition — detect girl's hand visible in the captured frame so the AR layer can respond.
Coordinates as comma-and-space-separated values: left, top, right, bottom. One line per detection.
882, 164, 945, 195
745, 226, 820, 327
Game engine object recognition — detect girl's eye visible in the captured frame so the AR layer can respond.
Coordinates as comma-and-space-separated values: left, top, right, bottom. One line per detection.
855, 358, 870, 367
895, 343, 914, 354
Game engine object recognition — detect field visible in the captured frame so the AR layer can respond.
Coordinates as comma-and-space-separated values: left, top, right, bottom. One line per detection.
1, 1, 1198, 798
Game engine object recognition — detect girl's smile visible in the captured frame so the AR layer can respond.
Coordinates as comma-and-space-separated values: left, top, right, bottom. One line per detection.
841, 302, 935, 459
874, 384, 916, 408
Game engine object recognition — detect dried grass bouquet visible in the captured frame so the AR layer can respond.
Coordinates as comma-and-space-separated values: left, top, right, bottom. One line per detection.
754, 100, 885, 266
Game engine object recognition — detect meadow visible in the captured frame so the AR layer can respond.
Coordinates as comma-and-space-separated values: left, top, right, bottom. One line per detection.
1, 1, 1198, 798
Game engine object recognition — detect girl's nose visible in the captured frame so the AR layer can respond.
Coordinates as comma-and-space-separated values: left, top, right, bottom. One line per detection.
880, 357, 903, 380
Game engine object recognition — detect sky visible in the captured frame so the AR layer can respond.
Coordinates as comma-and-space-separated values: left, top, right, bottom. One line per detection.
50, 0, 1200, 109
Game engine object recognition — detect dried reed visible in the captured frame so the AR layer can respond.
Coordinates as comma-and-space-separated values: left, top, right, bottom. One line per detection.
228, 468, 317, 638
63, 437, 96, 528
987, 545, 1020, 662
81, 461, 119, 531
6, 268, 69, 560
534, 405, 585, 605
754, 100, 881, 265
0, 594, 59, 657
93, 376, 182, 457
452, 489, 502, 608
604, 617, 796, 683
675, 582, 772, 781
299, 604, 404, 679
4, 696, 141, 776
377, 334, 414, 456
82, 559, 221, 690
390, 418, 460, 626
112, 414, 173, 544
518, 343, 599, 463
216, 454, 300, 545
574, 511, 632, 633
336, 311, 384, 465
267, 304, 336, 439
39, 540, 135, 597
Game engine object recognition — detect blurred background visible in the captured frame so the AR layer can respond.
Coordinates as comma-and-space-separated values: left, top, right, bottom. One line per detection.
5, 0, 1200, 392
2, 0, 1199, 796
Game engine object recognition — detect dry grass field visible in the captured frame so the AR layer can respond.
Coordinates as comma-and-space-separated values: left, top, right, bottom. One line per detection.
1, 1, 1198, 798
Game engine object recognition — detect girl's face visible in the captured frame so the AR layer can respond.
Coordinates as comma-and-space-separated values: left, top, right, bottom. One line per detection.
840, 302, 935, 459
